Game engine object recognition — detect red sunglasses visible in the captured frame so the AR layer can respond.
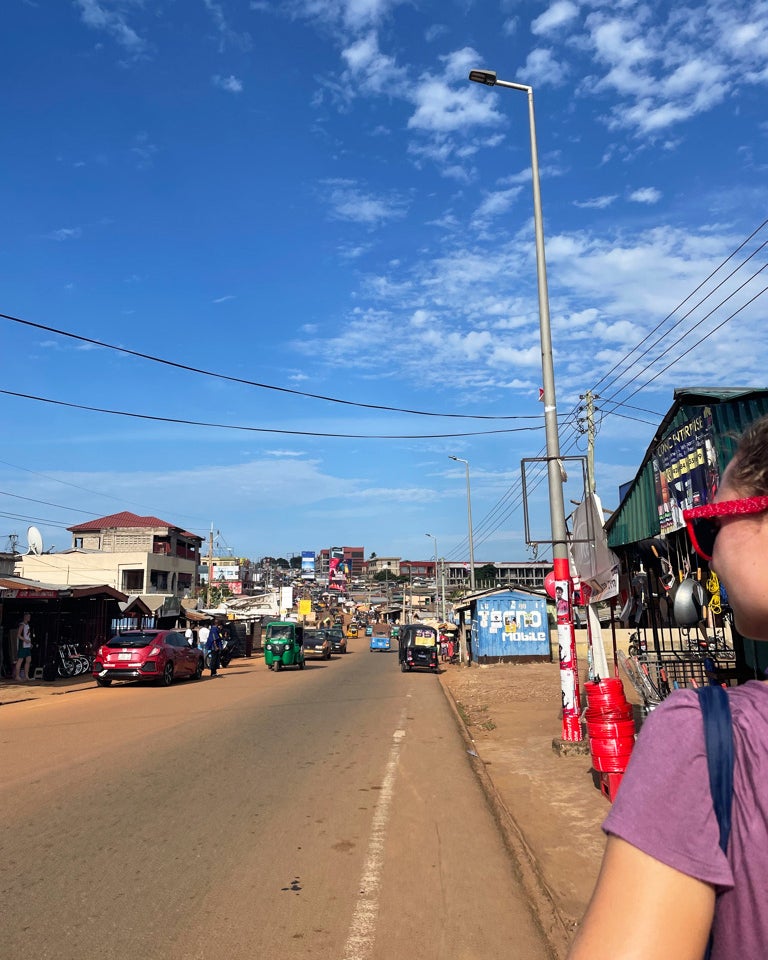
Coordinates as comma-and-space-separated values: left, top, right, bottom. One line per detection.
683, 497, 768, 561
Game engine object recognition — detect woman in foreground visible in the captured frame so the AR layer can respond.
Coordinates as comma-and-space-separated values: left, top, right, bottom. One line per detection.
568, 415, 768, 960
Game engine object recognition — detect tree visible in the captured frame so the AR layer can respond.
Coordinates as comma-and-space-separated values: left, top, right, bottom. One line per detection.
207, 581, 232, 607
369, 551, 377, 559
475, 563, 497, 585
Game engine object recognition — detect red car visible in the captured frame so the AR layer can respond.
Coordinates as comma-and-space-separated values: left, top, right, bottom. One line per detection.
93, 629, 205, 687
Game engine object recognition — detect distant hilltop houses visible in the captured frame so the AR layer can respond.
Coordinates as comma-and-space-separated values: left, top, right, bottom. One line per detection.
10, 513, 552, 602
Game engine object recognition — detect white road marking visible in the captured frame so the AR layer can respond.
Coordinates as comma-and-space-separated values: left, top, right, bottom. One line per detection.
341, 717, 406, 960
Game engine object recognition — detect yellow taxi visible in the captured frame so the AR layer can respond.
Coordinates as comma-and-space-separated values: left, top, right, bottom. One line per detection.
346, 624, 359, 638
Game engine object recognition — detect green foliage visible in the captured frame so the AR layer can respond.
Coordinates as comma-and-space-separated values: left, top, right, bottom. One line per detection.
475, 563, 497, 583
207, 583, 232, 606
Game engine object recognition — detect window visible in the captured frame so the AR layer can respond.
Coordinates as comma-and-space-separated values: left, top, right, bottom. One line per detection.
121, 569, 144, 592
150, 570, 169, 591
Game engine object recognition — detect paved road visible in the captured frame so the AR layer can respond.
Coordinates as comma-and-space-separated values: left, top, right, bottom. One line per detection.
0, 643, 550, 960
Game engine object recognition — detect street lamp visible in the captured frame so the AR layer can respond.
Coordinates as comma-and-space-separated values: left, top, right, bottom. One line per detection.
425, 533, 445, 622
449, 456, 476, 592
468, 68, 581, 742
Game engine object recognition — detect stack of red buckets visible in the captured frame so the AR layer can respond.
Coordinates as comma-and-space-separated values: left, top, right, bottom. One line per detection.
584, 678, 636, 802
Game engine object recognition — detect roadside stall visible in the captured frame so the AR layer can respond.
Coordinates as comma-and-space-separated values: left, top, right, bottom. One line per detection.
462, 588, 550, 664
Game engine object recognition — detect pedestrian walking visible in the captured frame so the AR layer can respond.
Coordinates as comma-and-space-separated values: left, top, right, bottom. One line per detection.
568, 413, 768, 960
198, 621, 210, 652
13, 612, 33, 681
184, 624, 195, 646
206, 620, 223, 677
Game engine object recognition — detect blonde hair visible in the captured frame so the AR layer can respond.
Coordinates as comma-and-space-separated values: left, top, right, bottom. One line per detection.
728, 414, 768, 496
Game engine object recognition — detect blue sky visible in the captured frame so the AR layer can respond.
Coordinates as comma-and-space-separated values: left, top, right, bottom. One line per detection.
2, 0, 767, 566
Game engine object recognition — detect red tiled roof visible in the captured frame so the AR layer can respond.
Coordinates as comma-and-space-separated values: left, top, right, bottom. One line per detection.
68, 511, 180, 533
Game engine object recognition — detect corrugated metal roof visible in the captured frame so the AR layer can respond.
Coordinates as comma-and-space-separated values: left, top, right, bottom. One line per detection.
606, 387, 768, 547
68, 511, 182, 533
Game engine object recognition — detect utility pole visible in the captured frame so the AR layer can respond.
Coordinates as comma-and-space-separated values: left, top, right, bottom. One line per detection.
585, 390, 596, 494
439, 558, 446, 623
206, 525, 214, 608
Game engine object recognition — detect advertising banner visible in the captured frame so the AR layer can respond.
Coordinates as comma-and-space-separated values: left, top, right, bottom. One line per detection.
301, 551, 316, 580
653, 409, 719, 534
328, 546, 347, 592
212, 564, 239, 581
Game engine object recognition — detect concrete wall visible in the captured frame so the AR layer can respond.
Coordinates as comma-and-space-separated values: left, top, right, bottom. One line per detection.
18, 551, 196, 596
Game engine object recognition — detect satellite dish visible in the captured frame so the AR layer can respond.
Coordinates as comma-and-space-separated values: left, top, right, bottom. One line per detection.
27, 526, 44, 555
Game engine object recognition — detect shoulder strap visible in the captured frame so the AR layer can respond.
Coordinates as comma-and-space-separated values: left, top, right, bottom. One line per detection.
696, 684, 734, 854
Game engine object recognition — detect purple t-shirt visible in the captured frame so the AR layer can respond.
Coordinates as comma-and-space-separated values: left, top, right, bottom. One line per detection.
604, 681, 768, 959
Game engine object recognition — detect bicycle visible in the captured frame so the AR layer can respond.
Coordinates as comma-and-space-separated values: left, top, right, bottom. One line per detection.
57, 644, 91, 677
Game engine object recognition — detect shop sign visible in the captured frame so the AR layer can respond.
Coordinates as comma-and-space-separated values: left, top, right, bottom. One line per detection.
2, 589, 59, 598
653, 408, 720, 534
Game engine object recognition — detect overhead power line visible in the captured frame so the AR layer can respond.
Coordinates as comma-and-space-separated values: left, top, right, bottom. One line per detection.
0, 310, 540, 422
0, 389, 545, 440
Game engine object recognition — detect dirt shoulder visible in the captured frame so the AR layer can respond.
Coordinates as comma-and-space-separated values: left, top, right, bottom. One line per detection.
440, 659, 611, 956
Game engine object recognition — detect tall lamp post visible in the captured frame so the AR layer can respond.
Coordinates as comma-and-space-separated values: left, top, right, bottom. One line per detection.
449, 456, 476, 592
468, 69, 581, 742
425, 533, 444, 622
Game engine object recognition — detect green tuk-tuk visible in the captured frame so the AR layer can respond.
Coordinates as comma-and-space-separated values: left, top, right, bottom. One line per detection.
264, 621, 306, 671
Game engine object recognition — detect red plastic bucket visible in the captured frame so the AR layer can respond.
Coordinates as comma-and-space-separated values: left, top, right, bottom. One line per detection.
589, 735, 636, 758
585, 683, 628, 711
586, 718, 636, 740
585, 678, 625, 699
585, 703, 633, 722
592, 752, 633, 773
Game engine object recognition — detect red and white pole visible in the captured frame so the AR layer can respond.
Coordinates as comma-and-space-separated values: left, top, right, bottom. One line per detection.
554, 556, 582, 740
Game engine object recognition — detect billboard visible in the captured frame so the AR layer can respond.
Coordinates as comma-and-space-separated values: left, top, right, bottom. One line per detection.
301, 551, 316, 580
328, 546, 347, 592
653, 409, 719, 534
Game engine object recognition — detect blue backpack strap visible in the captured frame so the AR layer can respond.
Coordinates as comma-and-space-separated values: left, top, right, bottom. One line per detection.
696, 685, 734, 854
696, 685, 734, 960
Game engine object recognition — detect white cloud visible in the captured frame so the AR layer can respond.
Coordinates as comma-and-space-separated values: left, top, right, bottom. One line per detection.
203, 0, 252, 51
131, 132, 158, 170
522, 48, 568, 87
285, 0, 408, 31
46, 227, 82, 241
212, 295, 236, 303
340, 31, 405, 95
212, 74, 244, 93
629, 187, 662, 204
74, 0, 146, 53
573, 195, 618, 209
425, 23, 448, 43
320, 179, 408, 225
531, 0, 579, 36
472, 187, 524, 226
579, 5, 768, 137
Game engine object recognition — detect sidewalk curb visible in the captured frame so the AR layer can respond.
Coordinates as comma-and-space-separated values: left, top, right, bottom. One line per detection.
0, 679, 96, 706
439, 673, 573, 960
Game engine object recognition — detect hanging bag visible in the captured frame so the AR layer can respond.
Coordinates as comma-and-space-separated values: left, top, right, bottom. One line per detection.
696, 684, 734, 960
